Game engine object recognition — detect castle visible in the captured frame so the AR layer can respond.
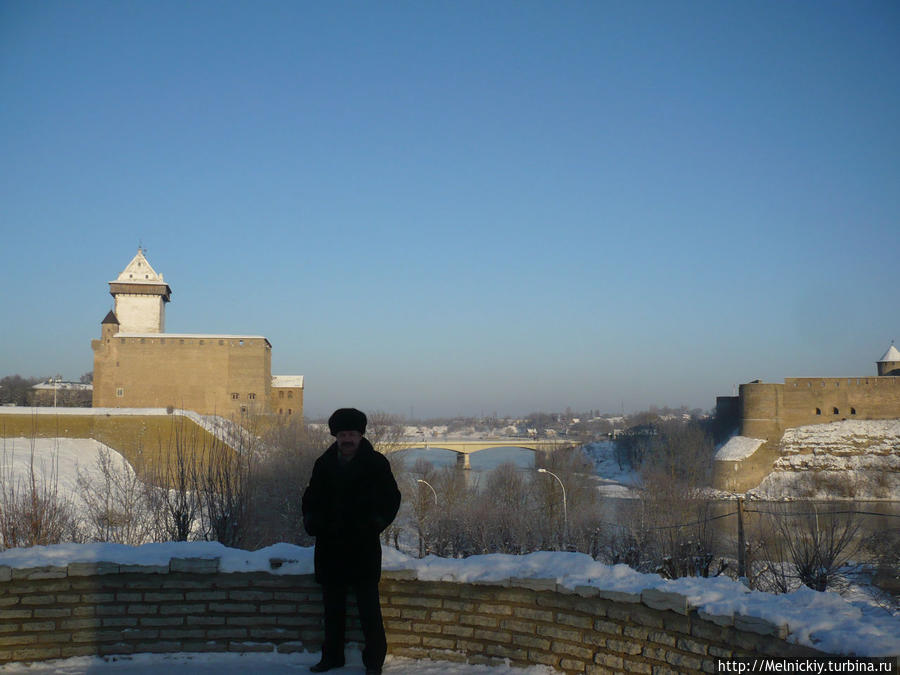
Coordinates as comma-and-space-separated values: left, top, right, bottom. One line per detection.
91, 249, 303, 419
713, 345, 900, 492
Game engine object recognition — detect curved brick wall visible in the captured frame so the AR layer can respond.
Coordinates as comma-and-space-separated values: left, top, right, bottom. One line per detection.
0, 556, 829, 674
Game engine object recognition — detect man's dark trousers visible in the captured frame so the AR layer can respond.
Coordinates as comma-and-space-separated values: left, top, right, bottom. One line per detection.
322, 582, 386, 669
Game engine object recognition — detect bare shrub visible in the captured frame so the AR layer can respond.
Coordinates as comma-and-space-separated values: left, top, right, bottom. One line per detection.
76, 445, 154, 545
753, 504, 861, 592
0, 438, 78, 549
193, 429, 255, 548
144, 418, 204, 542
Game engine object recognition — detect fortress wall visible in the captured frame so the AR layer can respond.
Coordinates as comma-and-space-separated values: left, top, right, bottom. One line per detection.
93, 337, 272, 417
718, 376, 900, 492
0, 560, 827, 672
712, 440, 782, 493
780, 377, 900, 429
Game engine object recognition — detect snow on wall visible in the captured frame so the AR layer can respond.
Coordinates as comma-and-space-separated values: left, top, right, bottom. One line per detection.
715, 435, 766, 461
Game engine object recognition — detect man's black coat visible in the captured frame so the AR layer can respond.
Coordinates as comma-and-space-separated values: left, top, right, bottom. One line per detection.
301, 438, 401, 586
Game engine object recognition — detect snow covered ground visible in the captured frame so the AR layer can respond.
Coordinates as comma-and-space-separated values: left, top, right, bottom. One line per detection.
0, 437, 133, 515
581, 441, 640, 497
0, 652, 554, 674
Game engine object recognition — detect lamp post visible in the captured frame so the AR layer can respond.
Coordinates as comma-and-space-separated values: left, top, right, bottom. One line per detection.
416, 479, 438, 506
537, 468, 567, 549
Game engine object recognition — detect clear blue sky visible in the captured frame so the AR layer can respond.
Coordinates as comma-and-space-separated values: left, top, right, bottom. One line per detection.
1, 1, 898, 419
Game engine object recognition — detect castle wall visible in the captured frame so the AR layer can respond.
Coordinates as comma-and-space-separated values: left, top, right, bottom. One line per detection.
740, 377, 900, 441
92, 335, 273, 418
780, 377, 900, 428
270, 387, 303, 417
717, 376, 900, 492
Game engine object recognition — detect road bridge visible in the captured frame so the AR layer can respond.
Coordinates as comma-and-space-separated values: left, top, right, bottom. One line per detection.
377, 438, 577, 469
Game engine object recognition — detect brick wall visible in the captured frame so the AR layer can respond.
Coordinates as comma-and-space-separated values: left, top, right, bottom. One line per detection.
0, 558, 827, 673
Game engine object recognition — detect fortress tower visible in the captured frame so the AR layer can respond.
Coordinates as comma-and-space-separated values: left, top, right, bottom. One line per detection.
108, 248, 171, 333
877, 342, 900, 376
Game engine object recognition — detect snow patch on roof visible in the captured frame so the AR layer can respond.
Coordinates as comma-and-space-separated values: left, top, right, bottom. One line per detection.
272, 375, 304, 388
714, 435, 766, 461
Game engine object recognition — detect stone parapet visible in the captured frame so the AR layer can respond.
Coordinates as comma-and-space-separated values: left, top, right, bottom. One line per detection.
0, 556, 835, 673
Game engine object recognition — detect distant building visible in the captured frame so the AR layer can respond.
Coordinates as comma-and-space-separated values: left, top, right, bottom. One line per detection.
30, 380, 92, 407
91, 249, 303, 419
713, 344, 900, 491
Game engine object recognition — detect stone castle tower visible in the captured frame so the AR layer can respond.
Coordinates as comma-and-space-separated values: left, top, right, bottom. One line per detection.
108, 248, 171, 333
92, 249, 303, 418
877, 343, 900, 376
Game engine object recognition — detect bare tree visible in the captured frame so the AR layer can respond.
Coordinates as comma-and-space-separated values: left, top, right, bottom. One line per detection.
245, 416, 329, 549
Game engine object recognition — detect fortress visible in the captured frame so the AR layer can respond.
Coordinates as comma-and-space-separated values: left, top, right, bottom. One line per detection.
91, 249, 303, 419
713, 345, 900, 492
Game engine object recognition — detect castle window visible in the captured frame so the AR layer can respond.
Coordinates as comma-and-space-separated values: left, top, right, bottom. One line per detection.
140, 338, 146, 343
851, 407, 857, 415
179, 339, 184, 344
231, 393, 240, 400
116, 387, 125, 397
279, 391, 284, 399
239, 340, 244, 347
199, 340, 204, 345
815, 408, 821, 415
241, 406, 247, 414
248, 393, 256, 400
288, 391, 293, 399
833, 407, 839, 415
288, 409, 292, 415
219, 340, 224, 345
279, 409, 283, 414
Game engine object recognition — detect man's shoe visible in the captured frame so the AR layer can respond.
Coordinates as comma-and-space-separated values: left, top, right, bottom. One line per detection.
309, 659, 344, 673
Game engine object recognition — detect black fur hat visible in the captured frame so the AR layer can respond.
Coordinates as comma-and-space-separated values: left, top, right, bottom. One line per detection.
328, 408, 367, 436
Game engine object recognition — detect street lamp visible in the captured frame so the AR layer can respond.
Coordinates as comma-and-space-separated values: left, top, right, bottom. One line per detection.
537, 468, 567, 549
416, 479, 438, 506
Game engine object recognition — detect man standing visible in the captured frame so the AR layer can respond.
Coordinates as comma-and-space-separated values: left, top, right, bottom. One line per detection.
302, 408, 401, 675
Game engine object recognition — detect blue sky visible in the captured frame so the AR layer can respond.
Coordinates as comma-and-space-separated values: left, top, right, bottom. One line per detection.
1, 1, 898, 419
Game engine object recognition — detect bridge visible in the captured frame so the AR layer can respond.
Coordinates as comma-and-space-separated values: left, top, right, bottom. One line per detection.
377, 438, 576, 469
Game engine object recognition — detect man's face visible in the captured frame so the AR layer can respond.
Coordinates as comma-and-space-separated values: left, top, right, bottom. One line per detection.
336, 430, 362, 456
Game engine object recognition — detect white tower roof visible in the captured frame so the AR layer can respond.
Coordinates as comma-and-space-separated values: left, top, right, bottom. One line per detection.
878, 344, 900, 362
112, 248, 165, 284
